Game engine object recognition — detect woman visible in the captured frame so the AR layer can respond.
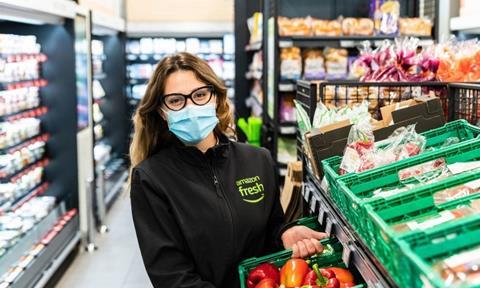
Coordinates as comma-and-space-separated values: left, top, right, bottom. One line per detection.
130, 52, 327, 288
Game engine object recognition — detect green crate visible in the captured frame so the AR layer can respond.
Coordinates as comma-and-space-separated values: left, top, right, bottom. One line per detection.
322, 120, 480, 209
238, 216, 365, 288
364, 171, 480, 287
336, 138, 480, 241
396, 215, 480, 288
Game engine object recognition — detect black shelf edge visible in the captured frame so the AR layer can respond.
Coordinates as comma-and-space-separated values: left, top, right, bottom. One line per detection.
305, 172, 398, 287
10, 212, 80, 288
279, 35, 433, 48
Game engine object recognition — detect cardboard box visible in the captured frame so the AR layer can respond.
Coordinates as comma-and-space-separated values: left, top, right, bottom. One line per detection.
304, 97, 445, 177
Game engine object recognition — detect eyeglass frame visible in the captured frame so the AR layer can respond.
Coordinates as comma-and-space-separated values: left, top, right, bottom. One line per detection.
161, 85, 216, 111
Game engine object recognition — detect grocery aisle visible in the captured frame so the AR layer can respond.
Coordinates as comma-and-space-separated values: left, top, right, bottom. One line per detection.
55, 190, 152, 288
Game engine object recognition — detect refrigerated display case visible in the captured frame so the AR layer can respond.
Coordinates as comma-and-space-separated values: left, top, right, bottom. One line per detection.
0, 1, 81, 286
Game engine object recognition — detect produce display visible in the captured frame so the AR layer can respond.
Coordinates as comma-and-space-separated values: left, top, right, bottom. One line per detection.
246, 256, 357, 288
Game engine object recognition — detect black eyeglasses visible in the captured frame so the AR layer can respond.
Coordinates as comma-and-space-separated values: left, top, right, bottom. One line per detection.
162, 85, 215, 111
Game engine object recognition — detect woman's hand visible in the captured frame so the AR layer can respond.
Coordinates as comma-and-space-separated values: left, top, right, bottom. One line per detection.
281, 226, 328, 258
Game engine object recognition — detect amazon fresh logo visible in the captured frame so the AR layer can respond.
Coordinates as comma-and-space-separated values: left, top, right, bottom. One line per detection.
236, 176, 264, 204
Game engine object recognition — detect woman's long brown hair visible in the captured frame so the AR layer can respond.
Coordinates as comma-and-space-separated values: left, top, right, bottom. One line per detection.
129, 52, 234, 169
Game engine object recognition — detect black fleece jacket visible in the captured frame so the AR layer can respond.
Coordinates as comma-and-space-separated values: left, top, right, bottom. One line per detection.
130, 134, 285, 288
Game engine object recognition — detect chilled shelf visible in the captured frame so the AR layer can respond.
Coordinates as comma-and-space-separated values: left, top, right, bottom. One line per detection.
0, 79, 48, 91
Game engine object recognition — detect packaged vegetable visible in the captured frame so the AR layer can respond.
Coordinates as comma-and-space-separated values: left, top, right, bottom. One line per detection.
312, 101, 370, 129
339, 124, 426, 175
392, 199, 480, 233
434, 179, 480, 205
432, 245, 480, 287
293, 100, 312, 140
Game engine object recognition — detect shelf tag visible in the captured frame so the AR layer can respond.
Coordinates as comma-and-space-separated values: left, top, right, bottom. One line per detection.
325, 218, 333, 236
310, 197, 317, 213
318, 205, 326, 225
279, 40, 293, 48
340, 40, 355, 48
342, 244, 354, 267
303, 186, 311, 202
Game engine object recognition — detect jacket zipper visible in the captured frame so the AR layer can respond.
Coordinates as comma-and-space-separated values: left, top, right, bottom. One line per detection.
210, 162, 236, 260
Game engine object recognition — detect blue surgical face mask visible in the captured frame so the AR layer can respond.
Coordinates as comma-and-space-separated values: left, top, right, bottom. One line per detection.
167, 103, 219, 144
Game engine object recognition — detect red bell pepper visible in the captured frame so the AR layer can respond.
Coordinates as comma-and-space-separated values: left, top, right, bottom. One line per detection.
255, 278, 279, 288
325, 278, 340, 288
326, 268, 354, 284
247, 263, 280, 288
319, 268, 336, 279
280, 259, 309, 288
302, 269, 317, 285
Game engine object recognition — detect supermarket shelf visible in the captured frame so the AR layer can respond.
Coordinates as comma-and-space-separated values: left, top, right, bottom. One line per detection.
278, 122, 296, 135
9, 183, 49, 213
450, 16, 480, 33
128, 78, 149, 85
0, 79, 47, 91
0, 106, 45, 122
0, 204, 64, 282
105, 169, 128, 209
245, 41, 262, 52
279, 35, 433, 48
278, 82, 296, 92
93, 73, 107, 80
304, 170, 398, 287
0, 157, 47, 183
127, 54, 166, 62
11, 212, 79, 288
0, 133, 49, 155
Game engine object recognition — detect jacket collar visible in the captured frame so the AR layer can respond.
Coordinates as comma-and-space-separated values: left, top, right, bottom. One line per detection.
171, 132, 230, 167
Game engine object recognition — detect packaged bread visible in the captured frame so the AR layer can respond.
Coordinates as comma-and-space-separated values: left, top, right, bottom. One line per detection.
303, 49, 325, 80
342, 18, 374, 36
311, 18, 341, 36
280, 47, 302, 80
399, 18, 432, 36
325, 48, 348, 80
278, 16, 311, 36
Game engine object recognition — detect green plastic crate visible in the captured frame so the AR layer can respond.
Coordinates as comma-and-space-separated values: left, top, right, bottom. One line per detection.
396, 215, 480, 287
336, 138, 480, 241
364, 171, 480, 287
238, 216, 365, 288
322, 120, 480, 207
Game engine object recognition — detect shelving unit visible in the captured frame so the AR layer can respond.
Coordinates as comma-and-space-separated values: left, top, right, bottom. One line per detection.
0, 1, 86, 286
90, 28, 129, 219
262, 0, 438, 171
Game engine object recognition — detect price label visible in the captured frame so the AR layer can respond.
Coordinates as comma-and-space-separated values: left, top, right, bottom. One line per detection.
303, 186, 311, 202
310, 197, 317, 213
325, 218, 334, 236
318, 205, 326, 225
342, 244, 354, 268
279, 40, 293, 48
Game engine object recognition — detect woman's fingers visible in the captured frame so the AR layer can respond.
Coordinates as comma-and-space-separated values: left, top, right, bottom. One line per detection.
311, 238, 324, 254
296, 241, 308, 258
291, 243, 299, 258
303, 239, 317, 255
